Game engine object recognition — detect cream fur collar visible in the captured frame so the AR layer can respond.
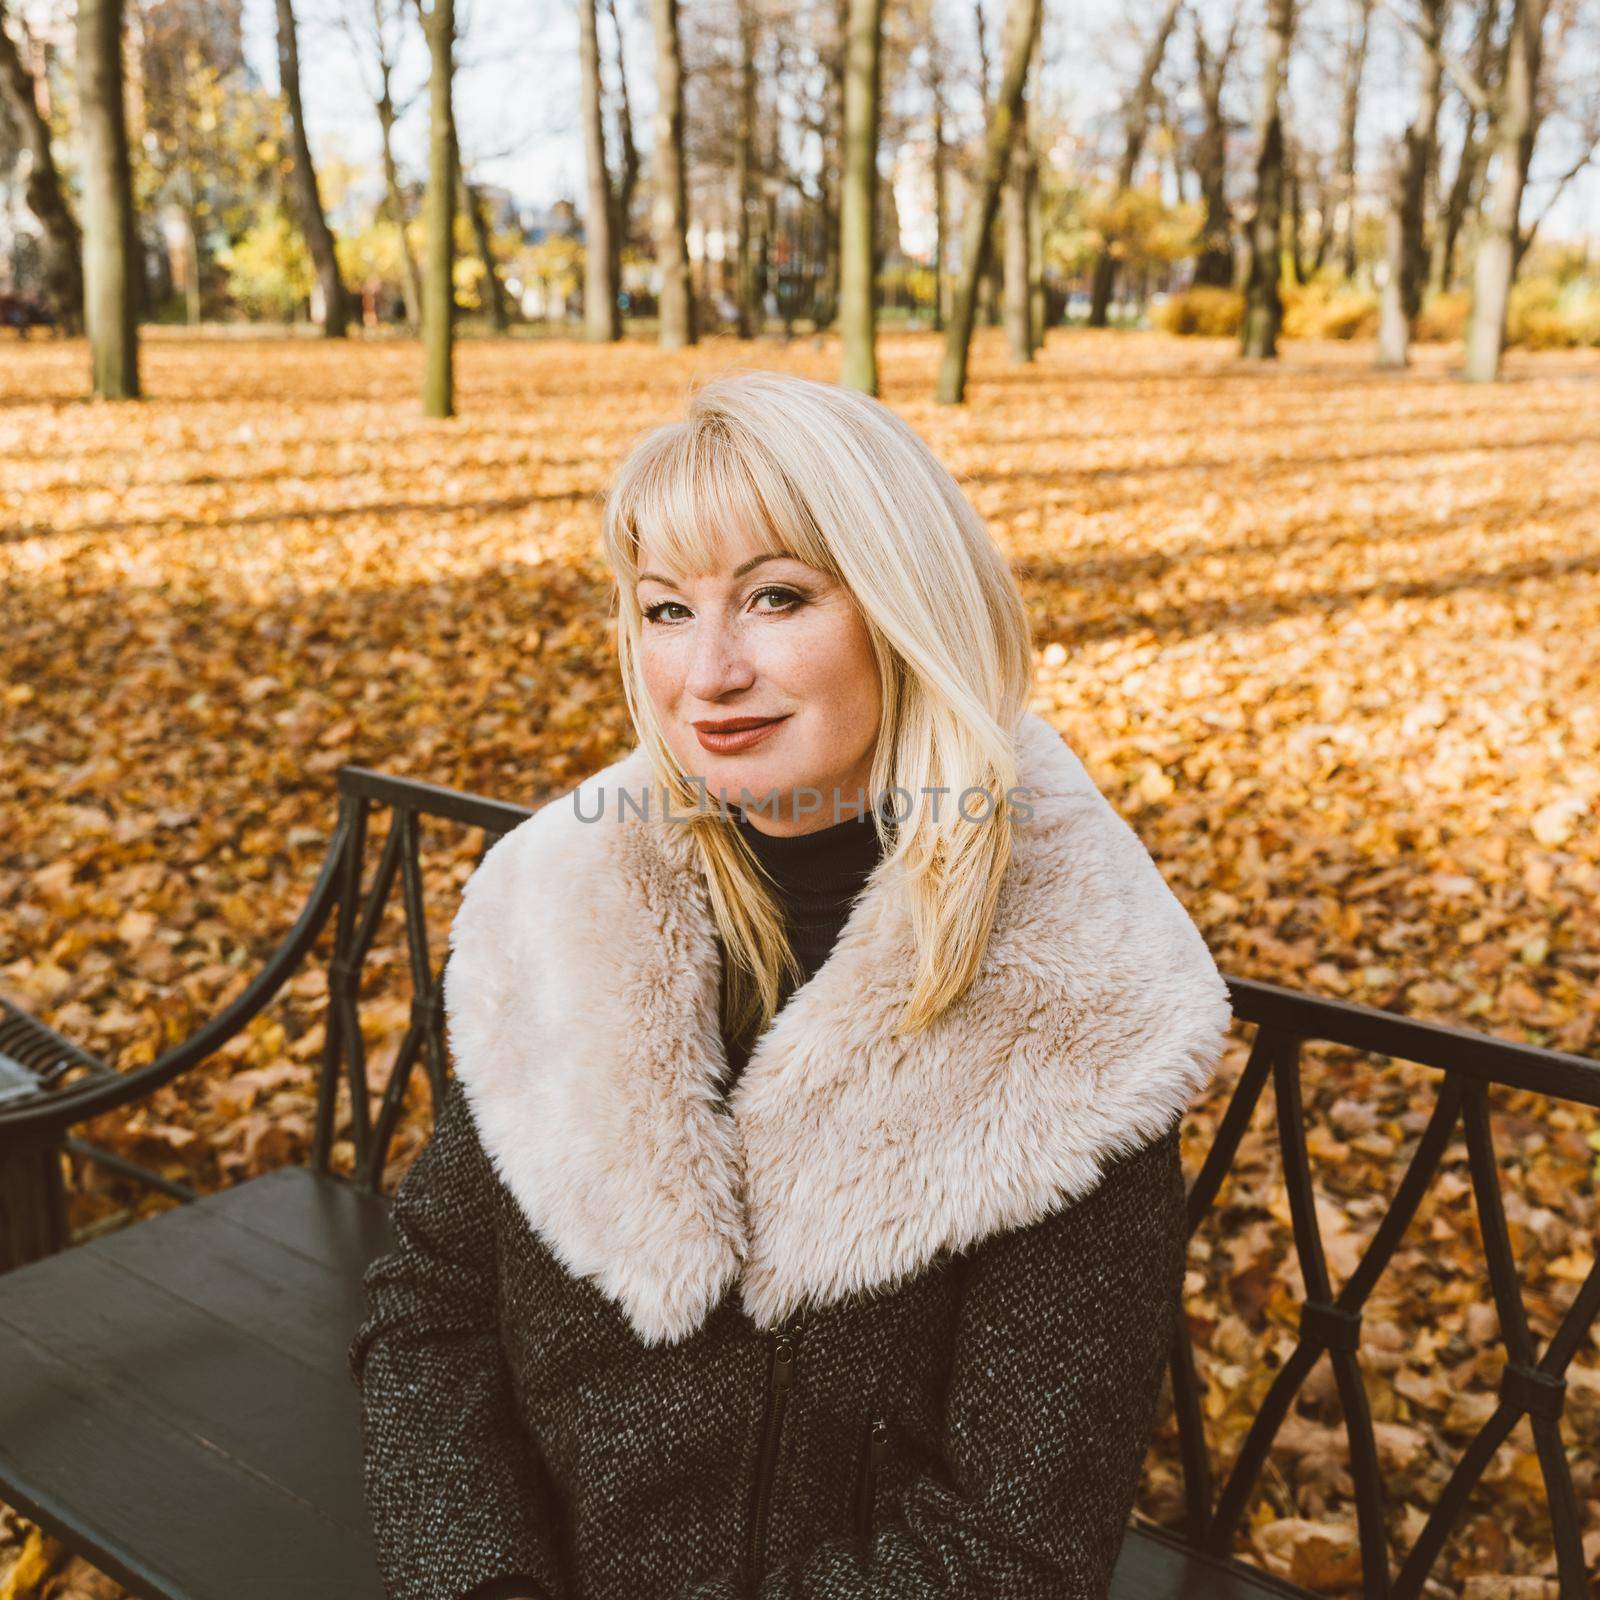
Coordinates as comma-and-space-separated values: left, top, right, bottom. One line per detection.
442, 711, 1232, 1347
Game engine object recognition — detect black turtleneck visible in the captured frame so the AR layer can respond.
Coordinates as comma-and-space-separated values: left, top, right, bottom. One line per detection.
716, 805, 891, 1098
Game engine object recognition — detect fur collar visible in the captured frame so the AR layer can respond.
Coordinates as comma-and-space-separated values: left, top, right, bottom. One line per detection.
442, 712, 1232, 1347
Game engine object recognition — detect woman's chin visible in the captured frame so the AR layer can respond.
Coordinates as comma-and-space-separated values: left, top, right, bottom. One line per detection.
697, 755, 784, 807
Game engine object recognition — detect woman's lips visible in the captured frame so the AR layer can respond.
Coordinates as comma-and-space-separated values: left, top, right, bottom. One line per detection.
693, 716, 789, 754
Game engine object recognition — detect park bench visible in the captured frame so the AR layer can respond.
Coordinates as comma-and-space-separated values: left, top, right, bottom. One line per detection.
0, 763, 1596, 1600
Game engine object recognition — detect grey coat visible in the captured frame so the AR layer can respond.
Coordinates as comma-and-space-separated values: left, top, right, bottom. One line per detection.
347, 712, 1233, 1600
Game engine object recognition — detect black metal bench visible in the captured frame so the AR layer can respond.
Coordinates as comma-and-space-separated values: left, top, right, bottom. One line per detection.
0, 765, 1595, 1600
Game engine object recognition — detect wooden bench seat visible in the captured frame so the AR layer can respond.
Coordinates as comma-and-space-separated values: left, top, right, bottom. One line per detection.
1, 764, 1594, 1599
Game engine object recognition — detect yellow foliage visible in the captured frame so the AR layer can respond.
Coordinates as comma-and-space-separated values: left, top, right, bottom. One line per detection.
217, 210, 315, 321
1280, 280, 1379, 340
1153, 286, 1243, 336
1413, 290, 1471, 342
1507, 277, 1600, 350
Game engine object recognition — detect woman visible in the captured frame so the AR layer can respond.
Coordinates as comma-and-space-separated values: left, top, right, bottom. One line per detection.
347, 369, 1233, 1600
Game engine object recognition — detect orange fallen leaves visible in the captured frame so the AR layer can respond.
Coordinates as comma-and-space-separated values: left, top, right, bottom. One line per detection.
2, 328, 1598, 1598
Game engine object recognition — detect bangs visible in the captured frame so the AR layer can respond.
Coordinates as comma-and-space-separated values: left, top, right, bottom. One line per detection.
606, 415, 833, 587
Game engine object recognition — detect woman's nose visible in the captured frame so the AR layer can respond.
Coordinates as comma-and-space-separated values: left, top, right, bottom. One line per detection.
682, 607, 757, 701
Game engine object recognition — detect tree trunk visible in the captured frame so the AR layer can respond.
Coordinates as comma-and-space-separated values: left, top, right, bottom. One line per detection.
979, 223, 1002, 325
930, 52, 947, 331
422, 0, 456, 416
1375, 0, 1443, 368
1464, 0, 1547, 381
733, 0, 756, 337
0, 8, 83, 332
606, 0, 641, 320
1088, 0, 1182, 327
579, 0, 618, 340
1002, 134, 1029, 360
1430, 123, 1477, 293
376, 81, 421, 326
77, 0, 138, 398
1240, 0, 1294, 359
182, 207, 201, 325
1002, 21, 1039, 362
276, 0, 349, 337
461, 173, 508, 331
936, 0, 1042, 404
1026, 62, 1044, 349
1285, 134, 1306, 285
838, 0, 882, 391
1334, 0, 1372, 280
809, 0, 847, 332
1428, 0, 1496, 294
649, 0, 694, 346
1191, 9, 1237, 288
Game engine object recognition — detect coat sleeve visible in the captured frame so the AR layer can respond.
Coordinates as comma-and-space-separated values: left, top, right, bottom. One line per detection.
347, 1070, 567, 1600
676, 1118, 1190, 1600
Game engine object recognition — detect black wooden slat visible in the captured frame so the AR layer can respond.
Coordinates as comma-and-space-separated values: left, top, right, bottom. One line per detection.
1114, 1524, 1314, 1600
0, 1323, 383, 1600
0, 1245, 365, 1525
87, 1193, 380, 1378
198, 1165, 394, 1269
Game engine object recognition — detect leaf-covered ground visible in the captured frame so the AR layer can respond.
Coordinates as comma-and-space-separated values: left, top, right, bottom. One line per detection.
2, 329, 1597, 1597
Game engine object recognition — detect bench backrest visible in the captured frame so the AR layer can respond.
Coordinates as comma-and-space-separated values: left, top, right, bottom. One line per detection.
318, 766, 1600, 1600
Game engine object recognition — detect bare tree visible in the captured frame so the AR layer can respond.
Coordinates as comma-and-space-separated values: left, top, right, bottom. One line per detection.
1427, 0, 1497, 292
972, 0, 1003, 326
926, 29, 951, 328
605, 0, 642, 310
1002, 12, 1040, 361
460, 170, 509, 331
936, 0, 1044, 403
580, 0, 619, 339
651, 0, 695, 345
1514, 118, 1600, 271
1376, 0, 1446, 366
1381, 0, 1556, 378
0, 3, 83, 331
1025, 38, 1045, 349
77, 0, 139, 398
732, 0, 758, 337
806, 0, 849, 330
1327, 0, 1374, 279
421, 0, 456, 414
276, 0, 351, 335
1088, 0, 1183, 326
1190, 4, 1240, 287
1463, 0, 1550, 379
1240, 0, 1297, 358
839, 0, 884, 390
335, 0, 422, 326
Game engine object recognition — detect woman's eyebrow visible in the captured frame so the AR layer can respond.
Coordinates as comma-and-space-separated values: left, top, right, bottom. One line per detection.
637, 551, 804, 586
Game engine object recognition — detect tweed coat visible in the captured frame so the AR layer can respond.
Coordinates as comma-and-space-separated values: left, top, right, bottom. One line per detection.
346, 710, 1234, 1600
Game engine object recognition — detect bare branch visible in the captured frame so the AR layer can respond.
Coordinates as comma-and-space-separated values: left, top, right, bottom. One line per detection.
1376, 0, 1492, 115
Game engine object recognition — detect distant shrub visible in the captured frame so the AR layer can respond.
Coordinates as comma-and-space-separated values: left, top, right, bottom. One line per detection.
1413, 291, 1471, 342
1280, 280, 1379, 339
1507, 277, 1600, 349
1153, 286, 1243, 336
1153, 272, 1599, 348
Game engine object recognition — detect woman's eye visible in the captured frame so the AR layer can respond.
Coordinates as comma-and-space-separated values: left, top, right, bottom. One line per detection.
641, 588, 805, 625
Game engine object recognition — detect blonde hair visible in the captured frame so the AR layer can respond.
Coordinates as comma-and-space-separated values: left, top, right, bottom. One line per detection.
600, 368, 1036, 1045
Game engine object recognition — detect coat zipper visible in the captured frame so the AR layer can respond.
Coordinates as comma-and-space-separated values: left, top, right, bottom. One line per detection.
745, 1314, 803, 1585
855, 1418, 890, 1544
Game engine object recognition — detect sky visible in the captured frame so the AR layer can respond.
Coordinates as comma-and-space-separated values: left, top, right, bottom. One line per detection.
239, 0, 1596, 254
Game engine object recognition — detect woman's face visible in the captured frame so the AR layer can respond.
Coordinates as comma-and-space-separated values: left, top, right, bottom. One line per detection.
634, 522, 881, 835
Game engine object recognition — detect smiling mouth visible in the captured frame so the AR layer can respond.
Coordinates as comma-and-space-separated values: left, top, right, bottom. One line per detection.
692, 715, 790, 752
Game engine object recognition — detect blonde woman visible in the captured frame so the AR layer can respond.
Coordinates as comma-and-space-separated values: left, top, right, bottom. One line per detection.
348, 369, 1232, 1600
